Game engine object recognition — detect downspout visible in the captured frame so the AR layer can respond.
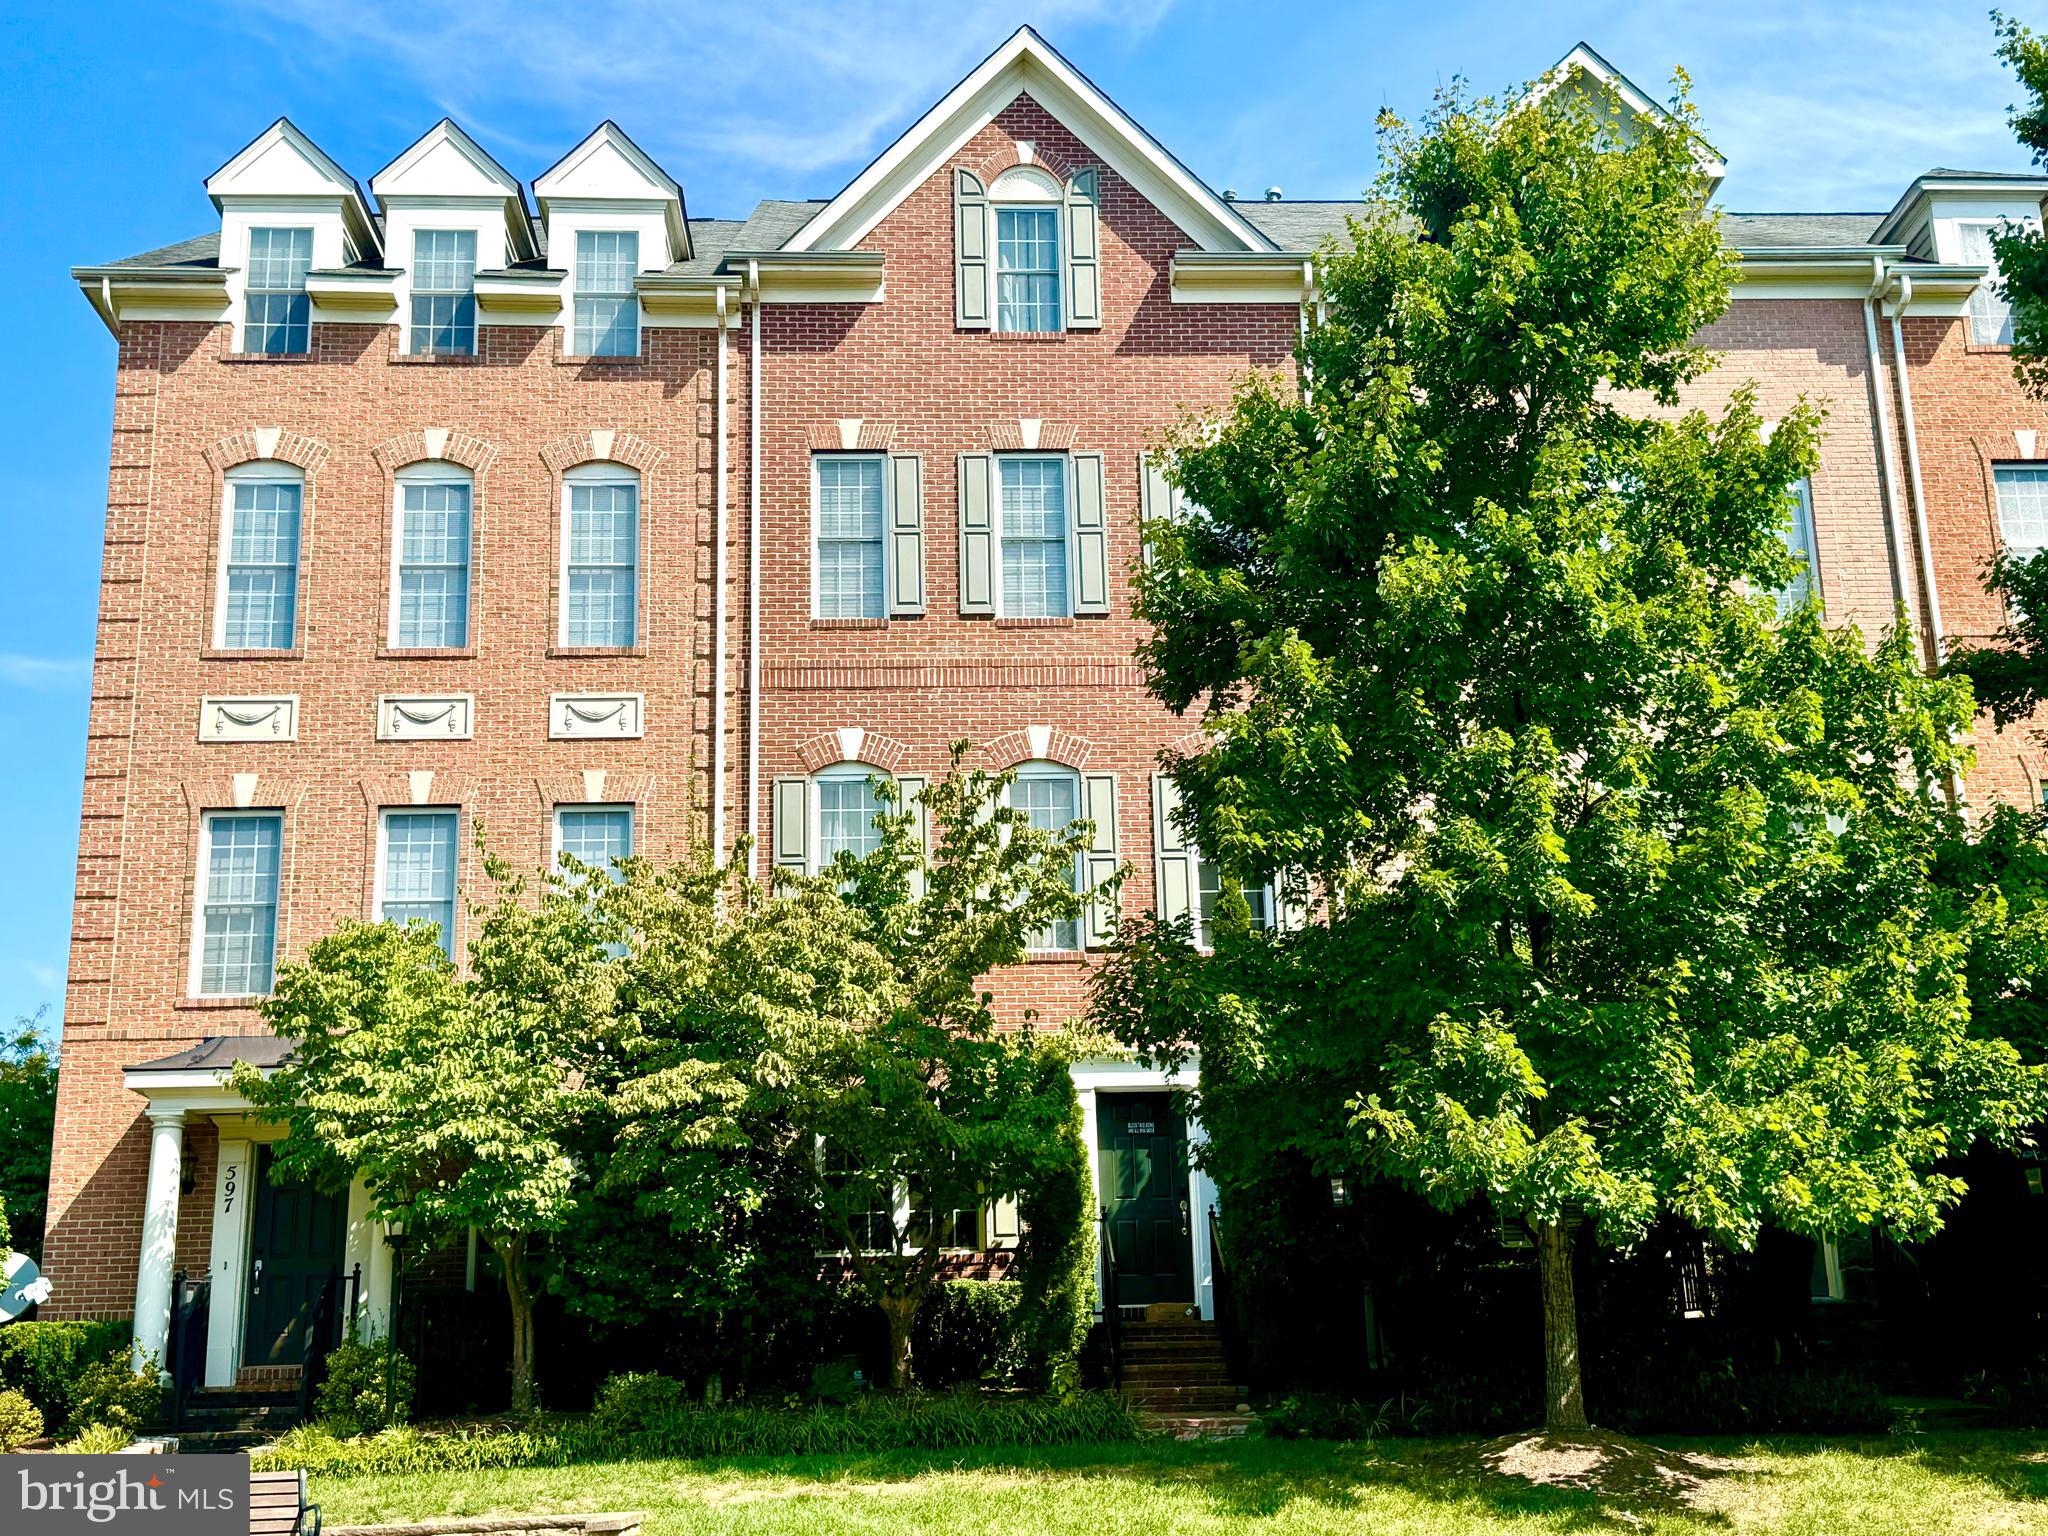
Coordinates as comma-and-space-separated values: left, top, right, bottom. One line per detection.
746, 259, 763, 880
712, 283, 730, 866
1884, 272, 1948, 666
1863, 257, 1922, 639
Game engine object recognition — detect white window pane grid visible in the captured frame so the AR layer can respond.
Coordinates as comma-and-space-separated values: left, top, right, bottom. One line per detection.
995, 209, 1060, 332
381, 811, 458, 953
411, 230, 478, 356
1015, 772, 1081, 950
1774, 478, 1819, 617
566, 483, 638, 645
818, 776, 885, 865
198, 813, 281, 995
1196, 860, 1275, 946
224, 481, 301, 648
245, 228, 312, 354
1000, 458, 1069, 616
557, 808, 632, 882
397, 482, 472, 647
1997, 466, 2048, 561
1960, 224, 2017, 345
575, 231, 638, 355
817, 458, 886, 618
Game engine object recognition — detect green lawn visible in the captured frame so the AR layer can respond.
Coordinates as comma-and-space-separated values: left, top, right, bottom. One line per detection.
310, 1430, 2048, 1534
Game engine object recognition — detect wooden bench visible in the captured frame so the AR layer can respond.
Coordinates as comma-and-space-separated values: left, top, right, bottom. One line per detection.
252, 1468, 321, 1536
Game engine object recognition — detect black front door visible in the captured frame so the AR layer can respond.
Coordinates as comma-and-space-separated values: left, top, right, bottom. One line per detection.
1098, 1092, 1195, 1306
242, 1145, 346, 1367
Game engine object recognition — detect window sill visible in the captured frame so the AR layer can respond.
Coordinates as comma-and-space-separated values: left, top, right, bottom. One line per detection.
222, 351, 314, 364
558, 353, 645, 366
547, 645, 647, 659
379, 646, 477, 661
175, 995, 267, 1010
811, 618, 889, 630
203, 647, 304, 662
981, 330, 1069, 342
1022, 949, 1089, 965
1967, 341, 2017, 355
995, 616, 1077, 628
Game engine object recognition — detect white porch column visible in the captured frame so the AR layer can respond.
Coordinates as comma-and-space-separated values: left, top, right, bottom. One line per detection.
131, 1106, 186, 1374
203, 1137, 254, 1387
344, 1174, 394, 1340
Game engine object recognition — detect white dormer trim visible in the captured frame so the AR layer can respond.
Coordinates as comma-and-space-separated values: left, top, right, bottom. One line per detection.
782, 25, 1276, 256
535, 121, 688, 261
1532, 42, 1726, 196
206, 118, 379, 259
371, 118, 537, 265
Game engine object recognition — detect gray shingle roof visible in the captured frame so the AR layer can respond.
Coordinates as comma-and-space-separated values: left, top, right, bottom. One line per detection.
1237, 200, 1366, 251
95, 231, 222, 270
126, 1035, 298, 1073
1720, 212, 1887, 248
730, 199, 828, 252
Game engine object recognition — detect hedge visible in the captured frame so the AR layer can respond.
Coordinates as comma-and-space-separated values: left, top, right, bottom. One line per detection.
0, 1320, 132, 1429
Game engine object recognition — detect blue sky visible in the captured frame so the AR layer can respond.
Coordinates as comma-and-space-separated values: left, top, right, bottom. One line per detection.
0, 0, 2037, 1032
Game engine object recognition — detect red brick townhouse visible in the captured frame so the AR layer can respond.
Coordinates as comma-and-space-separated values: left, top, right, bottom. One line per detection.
42, 29, 2043, 1386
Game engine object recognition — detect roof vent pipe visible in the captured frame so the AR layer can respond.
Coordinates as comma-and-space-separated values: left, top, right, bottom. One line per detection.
1265, 186, 1283, 201
1223, 189, 1237, 201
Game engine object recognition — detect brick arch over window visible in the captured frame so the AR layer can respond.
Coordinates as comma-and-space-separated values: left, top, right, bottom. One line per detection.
539, 429, 666, 476
965, 141, 1088, 187
371, 429, 500, 476
796, 729, 910, 774
202, 427, 330, 476
1164, 729, 1212, 761
986, 726, 1097, 772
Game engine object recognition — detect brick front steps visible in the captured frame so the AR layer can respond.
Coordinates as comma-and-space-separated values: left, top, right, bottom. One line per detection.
1119, 1317, 1249, 1420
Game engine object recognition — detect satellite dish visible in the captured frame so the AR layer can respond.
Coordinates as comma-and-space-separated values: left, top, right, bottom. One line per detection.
1, 1251, 47, 1322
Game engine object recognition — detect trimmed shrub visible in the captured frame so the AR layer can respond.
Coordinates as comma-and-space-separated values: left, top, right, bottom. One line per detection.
255, 1390, 1141, 1477
315, 1339, 415, 1436
0, 1388, 44, 1451
591, 1371, 692, 1434
1013, 1067, 1094, 1393
61, 1422, 135, 1454
1613, 1361, 1896, 1435
68, 1354, 163, 1434
1963, 1369, 2048, 1428
912, 1282, 1023, 1389
0, 1320, 130, 1427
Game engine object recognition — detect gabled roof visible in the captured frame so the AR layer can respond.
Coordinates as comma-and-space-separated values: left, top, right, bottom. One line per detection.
1534, 42, 1726, 195
782, 26, 1277, 256
373, 118, 537, 262
205, 117, 380, 256
535, 121, 690, 260
1872, 167, 2048, 247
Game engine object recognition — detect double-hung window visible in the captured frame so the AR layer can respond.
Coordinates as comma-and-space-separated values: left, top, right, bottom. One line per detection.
573, 230, 639, 356
555, 805, 633, 882
1773, 476, 1820, 617
1195, 859, 1275, 947
814, 456, 887, 619
562, 467, 639, 647
1996, 464, 2048, 562
411, 229, 478, 356
999, 456, 1071, 617
218, 467, 302, 650
193, 811, 283, 996
379, 809, 459, 956
1012, 763, 1083, 950
244, 227, 312, 354
994, 206, 1060, 332
392, 469, 472, 648
1960, 221, 2018, 346
816, 766, 886, 874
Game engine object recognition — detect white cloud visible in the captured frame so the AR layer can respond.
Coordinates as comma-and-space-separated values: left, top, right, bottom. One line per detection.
0, 654, 89, 690
226, 1, 1178, 187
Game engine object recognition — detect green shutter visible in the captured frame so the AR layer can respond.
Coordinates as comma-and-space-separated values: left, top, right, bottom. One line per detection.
1151, 772, 1194, 930
888, 454, 925, 615
958, 453, 996, 614
1065, 169, 1101, 329
955, 169, 990, 330
1275, 868, 1310, 931
1082, 771, 1120, 948
1072, 451, 1110, 614
897, 773, 929, 897
772, 776, 809, 873
1139, 452, 1173, 566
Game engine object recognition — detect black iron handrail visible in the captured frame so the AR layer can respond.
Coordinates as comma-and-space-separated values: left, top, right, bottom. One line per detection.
1097, 1208, 1123, 1390
167, 1272, 210, 1433
1207, 1204, 1247, 1391
296, 1267, 349, 1423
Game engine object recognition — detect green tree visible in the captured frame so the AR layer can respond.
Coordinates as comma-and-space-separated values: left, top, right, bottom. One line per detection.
239, 849, 616, 1413
602, 753, 1103, 1390
0, 1009, 58, 1259
1098, 75, 2048, 1429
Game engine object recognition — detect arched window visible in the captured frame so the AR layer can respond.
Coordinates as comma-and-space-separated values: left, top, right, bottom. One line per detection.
560, 463, 640, 647
989, 165, 1062, 333
1008, 759, 1084, 950
815, 763, 888, 872
390, 463, 473, 648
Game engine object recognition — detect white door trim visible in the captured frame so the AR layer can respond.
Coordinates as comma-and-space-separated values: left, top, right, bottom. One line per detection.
1071, 1055, 1214, 1322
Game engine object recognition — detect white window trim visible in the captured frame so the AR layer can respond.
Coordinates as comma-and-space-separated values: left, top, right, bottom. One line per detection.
994, 453, 1078, 620
572, 229, 642, 358
1191, 848, 1276, 951
406, 227, 480, 358
988, 165, 1064, 336
213, 461, 305, 652
810, 762, 891, 876
374, 805, 461, 953
388, 463, 474, 649
810, 454, 891, 621
187, 808, 284, 999
551, 802, 636, 873
242, 225, 315, 356
558, 463, 642, 649
1007, 759, 1086, 952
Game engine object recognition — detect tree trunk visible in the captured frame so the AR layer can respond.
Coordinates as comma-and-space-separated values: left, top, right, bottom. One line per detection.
879, 1291, 919, 1392
1535, 1219, 1588, 1429
493, 1234, 537, 1416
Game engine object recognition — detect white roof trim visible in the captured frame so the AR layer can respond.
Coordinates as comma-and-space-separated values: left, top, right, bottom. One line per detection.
372, 118, 524, 201
782, 26, 1276, 255
206, 118, 379, 254
534, 121, 687, 258
1534, 42, 1726, 192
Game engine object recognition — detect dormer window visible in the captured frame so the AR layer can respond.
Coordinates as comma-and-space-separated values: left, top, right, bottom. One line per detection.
245, 227, 313, 354
990, 167, 1062, 333
411, 230, 478, 356
574, 230, 639, 356
1959, 222, 2018, 346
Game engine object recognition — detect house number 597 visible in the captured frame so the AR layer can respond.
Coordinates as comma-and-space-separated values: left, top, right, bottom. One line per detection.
222, 1163, 239, 1214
